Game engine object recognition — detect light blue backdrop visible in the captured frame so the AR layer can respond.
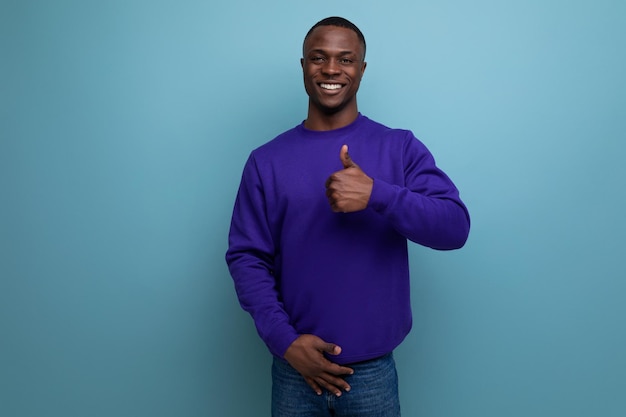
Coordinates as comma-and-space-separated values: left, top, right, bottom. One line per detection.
2, 0, 625, 416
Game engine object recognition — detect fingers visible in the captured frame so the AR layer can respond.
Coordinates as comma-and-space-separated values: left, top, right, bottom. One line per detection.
306, 365, 353, 396
310, 338, 355, 376
304, 377, 323, 396
312, 357, 354, 396
284, 334, 354, 396
304, 364, 353, 397
324, 361, 354, 378
314, 373, 352, 397
306, 375, 346, 397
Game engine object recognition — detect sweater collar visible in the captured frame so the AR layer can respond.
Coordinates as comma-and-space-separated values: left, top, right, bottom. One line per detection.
297, 113, 365, 137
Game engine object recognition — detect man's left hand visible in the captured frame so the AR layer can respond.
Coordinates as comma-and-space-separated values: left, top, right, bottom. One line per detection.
325, 145, 373, 212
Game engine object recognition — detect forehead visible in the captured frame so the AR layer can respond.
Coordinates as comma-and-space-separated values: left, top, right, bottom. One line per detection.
304, 26, 363, 56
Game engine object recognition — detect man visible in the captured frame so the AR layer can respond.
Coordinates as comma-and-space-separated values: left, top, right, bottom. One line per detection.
226, 16, 470, 417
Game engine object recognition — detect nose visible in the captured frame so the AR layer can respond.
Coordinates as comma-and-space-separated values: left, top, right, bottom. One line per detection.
322, 58, 341, 75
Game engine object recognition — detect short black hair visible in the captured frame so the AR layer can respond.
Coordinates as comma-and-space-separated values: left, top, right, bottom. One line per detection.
303, 16, 366, 60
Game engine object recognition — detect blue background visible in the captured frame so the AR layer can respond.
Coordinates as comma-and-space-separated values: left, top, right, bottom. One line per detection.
2, 0, 625, 416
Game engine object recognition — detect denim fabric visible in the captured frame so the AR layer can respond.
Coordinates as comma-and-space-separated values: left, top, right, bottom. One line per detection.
271, 353, 401, 417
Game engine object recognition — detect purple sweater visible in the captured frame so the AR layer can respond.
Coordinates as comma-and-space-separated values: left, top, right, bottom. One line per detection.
226, 114, 470, 364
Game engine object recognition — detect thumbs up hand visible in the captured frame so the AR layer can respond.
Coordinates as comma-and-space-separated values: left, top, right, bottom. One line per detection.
325, 145, 373, 213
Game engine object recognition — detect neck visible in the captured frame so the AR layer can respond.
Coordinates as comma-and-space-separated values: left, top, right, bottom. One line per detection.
304, 104, 359, 131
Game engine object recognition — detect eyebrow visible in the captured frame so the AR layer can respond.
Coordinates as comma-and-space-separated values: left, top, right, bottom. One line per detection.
307, 49, 357, 56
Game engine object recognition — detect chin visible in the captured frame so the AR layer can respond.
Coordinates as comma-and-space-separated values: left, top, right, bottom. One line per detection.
314, 98, 351, 114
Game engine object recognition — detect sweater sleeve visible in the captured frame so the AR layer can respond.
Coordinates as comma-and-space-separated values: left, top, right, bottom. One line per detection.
225, 154, 299, 358
367, 132, 471, 250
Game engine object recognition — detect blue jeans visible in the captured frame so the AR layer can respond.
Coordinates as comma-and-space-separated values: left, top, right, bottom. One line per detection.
272, 353, 401, 417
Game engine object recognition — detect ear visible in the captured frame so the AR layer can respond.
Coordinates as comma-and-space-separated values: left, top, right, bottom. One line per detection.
300, 58, 304, 69
360, 61, 367, 78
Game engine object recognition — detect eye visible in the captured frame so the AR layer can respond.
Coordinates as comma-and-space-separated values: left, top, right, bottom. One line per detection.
310, 56, 325, 64
339, 58, 354, 65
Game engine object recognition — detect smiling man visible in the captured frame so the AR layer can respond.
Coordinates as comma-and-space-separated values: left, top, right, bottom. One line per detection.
301, 22, 366, 130
226, 17, 470, 417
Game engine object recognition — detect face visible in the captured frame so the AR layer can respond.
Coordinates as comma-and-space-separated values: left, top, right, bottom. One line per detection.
301, 26, 367, 116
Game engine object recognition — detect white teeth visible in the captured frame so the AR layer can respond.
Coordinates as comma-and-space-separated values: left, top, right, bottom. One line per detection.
320, 83, 342, 90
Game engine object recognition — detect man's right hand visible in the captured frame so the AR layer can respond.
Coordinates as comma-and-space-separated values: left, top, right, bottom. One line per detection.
283, 334, 354, 396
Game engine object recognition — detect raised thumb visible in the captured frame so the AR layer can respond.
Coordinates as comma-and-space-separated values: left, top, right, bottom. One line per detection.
340, 144, 357, 169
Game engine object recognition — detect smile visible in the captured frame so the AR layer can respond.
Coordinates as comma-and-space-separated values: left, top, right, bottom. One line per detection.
319, 83, 344, 90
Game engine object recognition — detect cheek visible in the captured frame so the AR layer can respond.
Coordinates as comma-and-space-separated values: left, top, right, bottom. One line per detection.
303, 70, 316, 83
